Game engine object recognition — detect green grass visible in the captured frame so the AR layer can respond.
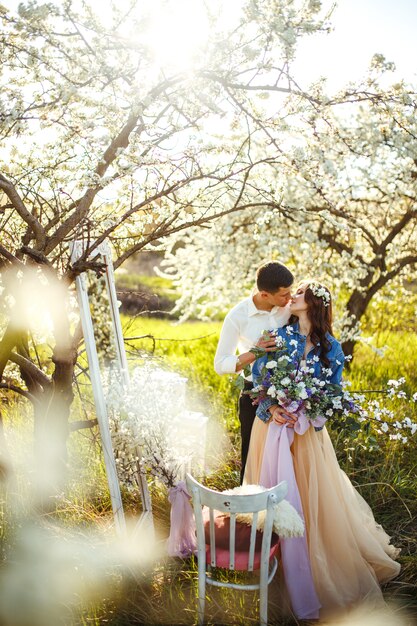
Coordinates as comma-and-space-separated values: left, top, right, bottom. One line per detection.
1, 318, 417, 624
115, 317, 417, 620
115, 273, 178, 304
348, 330, 417, 391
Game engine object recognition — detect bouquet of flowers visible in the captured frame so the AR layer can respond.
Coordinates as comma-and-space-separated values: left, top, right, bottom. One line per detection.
246, 333, 417, 442
248, 335, 362, 433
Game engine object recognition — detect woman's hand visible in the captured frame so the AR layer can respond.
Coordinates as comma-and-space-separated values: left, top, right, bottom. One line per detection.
269, 405, 298, 428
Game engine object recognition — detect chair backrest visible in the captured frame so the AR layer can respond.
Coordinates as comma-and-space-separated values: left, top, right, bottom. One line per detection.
186, 474, 288, 572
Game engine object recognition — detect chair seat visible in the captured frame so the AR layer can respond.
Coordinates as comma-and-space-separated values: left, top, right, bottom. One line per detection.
205, 533, 279, 570
203, 508, 279, 570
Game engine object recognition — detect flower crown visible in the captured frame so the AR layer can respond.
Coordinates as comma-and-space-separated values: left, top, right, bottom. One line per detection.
309, 282, 331, 307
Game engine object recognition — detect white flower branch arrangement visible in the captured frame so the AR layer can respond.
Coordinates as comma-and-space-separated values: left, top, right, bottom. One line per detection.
106, 363, 207, 491
105, 363, 209, 557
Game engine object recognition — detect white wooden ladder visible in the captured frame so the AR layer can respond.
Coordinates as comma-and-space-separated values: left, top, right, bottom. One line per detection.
70, 239, 153, 536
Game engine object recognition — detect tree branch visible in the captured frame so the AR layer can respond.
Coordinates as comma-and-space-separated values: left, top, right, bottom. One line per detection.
44, 111, 142, 256
0, 173, 45, 248
9, 352, 51, 389
0, 382, 38, 404
113, 199, 287, 268
19, 245, 53, 266
0, 243, 25, 268
378, 208, 417, 253
69, 419, 98, 432
365, 255, 417, 303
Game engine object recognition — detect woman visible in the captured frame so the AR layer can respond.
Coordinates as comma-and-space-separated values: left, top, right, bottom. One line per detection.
244, 281, 400, 619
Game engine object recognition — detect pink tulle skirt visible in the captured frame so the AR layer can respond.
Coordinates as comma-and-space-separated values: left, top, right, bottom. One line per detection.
244, 419, 400, 617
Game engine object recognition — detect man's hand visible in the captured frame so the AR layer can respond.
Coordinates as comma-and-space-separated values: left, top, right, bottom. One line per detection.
246, 331, 278, 365
254, 331, 277, 353
270, 405, 298, 428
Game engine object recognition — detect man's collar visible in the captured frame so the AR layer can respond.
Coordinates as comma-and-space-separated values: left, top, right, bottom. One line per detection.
247, 297, 261, 316
248, 296, 284, 317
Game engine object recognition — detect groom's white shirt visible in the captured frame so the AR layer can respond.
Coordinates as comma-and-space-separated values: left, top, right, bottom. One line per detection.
214, 296, 291, 379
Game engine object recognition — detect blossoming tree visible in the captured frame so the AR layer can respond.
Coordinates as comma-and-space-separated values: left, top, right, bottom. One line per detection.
163, 60, 417, 356
1, 0, 414, 478
0, 0, 337, 465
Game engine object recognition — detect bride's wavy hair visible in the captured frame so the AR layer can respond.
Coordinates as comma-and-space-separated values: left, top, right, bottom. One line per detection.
290, 281, 333, 366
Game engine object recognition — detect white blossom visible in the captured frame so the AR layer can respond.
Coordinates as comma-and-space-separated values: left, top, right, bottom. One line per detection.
266, 360, 278, 369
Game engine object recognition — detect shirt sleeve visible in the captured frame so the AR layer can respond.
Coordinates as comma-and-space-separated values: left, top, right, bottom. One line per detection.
214, 314, 241, 375
252, 356, 274, 422
256, 397, 274, 422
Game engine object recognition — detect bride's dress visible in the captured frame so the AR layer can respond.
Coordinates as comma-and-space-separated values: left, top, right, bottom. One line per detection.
244, 416, 400, 617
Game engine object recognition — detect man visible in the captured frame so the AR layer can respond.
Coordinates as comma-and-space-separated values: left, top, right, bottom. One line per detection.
214, 261, 294, 482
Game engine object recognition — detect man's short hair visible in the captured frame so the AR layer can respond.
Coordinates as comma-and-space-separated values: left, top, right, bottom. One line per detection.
256, 261, 294, 293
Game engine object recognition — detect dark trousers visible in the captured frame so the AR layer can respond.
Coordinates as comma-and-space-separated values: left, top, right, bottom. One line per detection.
238, 381, 256, 484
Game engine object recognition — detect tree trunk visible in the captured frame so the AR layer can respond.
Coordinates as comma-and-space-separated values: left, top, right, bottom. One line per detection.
33, 286, 78, 506
341, 290, 370, 358
33, 344, 77, 507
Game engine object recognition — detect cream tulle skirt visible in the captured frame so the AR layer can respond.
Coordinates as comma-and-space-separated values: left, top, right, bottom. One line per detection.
244, 419, 401, 616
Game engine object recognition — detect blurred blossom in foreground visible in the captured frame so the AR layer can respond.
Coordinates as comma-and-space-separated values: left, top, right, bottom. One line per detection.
326, 605, 412, 626
2, 266, 70, 340
0, 417, 159, 626
0, 516, 158, 626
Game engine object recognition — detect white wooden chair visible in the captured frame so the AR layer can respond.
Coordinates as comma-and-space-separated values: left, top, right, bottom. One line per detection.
186, 474, 288, 626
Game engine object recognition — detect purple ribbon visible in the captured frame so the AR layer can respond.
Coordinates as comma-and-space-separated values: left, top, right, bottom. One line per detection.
260, 418, 321, 620
167, 480, 197, 558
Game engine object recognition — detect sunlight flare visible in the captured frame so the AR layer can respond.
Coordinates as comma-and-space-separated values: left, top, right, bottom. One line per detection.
141, 0, 209, 72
